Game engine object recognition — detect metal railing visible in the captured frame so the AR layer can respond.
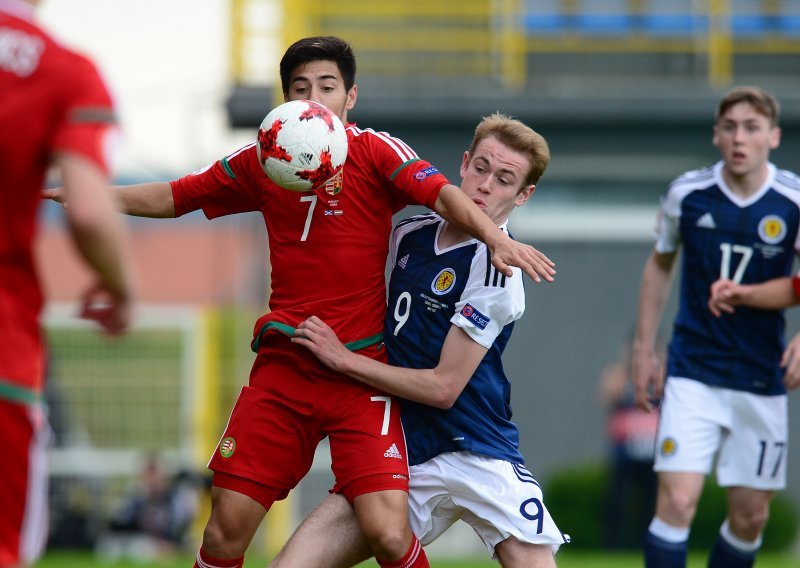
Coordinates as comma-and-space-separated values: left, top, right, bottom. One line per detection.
228, 0, 800, 93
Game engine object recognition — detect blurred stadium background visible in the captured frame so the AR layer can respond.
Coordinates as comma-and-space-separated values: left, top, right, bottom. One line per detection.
35, 0, 800, 564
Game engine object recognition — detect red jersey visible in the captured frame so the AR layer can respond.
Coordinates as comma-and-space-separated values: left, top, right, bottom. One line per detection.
172, 124, 449, 347
0, 0, 117, 393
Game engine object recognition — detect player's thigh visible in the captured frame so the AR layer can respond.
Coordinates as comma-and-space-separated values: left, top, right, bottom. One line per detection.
654, 377, 728, 474
717, 391, 787, 490
325, 382, 409, 495
415, 453, 566, 558
495, 536, 556, 568
407, 460, 460, 544
269, 494, 371, 568
208, 384, 323, 495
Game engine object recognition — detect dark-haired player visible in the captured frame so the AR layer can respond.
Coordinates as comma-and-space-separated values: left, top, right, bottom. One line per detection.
45, 36, 555, 568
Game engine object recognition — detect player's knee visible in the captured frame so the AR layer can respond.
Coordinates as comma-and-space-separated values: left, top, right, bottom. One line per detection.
729, 507, 770, 539
659, 487, 699, 523
202, 517, 250, 558
362, 525, 412, 561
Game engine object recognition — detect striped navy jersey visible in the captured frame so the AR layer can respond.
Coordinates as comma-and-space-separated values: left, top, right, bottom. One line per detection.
385, 214, 526, 466
656, 161, 800, 395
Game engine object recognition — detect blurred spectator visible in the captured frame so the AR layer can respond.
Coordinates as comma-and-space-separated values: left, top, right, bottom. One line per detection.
598, 336, 659, 549
44, 352, 105, 551
99, 456, 202, 561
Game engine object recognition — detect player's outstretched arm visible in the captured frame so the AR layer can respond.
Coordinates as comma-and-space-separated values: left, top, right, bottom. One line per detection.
58, 153, 136, 334
293, 316, 485, 409
433, 184, 555, 283
632, 250, 676, 412
709, 276, 799, 316
43, 181, 176, 218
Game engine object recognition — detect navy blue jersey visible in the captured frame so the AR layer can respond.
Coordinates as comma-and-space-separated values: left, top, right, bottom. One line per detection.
385, 214, 526, 466
656, 161, 800, 395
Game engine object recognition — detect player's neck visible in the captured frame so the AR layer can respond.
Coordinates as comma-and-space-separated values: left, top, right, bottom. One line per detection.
438, 222, 473, 249
721, 164, 769, 198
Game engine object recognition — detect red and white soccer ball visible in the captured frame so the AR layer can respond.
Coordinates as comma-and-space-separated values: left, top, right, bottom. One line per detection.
256, 100, 348, 192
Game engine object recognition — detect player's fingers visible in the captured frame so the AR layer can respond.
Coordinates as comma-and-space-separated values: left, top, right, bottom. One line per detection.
79, 302, 109, 322
511, 256, 553, 283
532, 247, 556, 268
784, 367, 800, 390
632, 379, 651, 412
521, 248, 557, 281
780, 346, 793, 368
785, 372, 800, 390
783, 353, 800, 389
41, 188, 65, 203
490, 255, 515, 279
634, 391, 653, 413
527, 259, 555, 283
653, 376, 664, 400
81, 308, 118, 336
299, 317, 323, 333
709, 299, 736, 317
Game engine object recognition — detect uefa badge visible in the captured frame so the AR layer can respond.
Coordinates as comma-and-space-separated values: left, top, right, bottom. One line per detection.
758, 215, 786, 244
431, 268, 456, 295
220, 436, 236, 459
460, 303, 490, 330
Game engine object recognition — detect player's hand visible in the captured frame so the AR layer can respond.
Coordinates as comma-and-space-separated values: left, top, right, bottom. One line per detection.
42, 187, 67, 206
708, 278, 739, 317
292, 316, 354, 372
781, 333, 800, 390
79, 283, 133, 336
488, 233, 555, 283
631, 344, 663, 413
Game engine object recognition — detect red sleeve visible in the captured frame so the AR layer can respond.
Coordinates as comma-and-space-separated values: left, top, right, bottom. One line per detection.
792, 275, 800, 299
389, 161, 448, 212
171, 144, 262, 218
361, 129, 449, 212
50, 52, 118, 174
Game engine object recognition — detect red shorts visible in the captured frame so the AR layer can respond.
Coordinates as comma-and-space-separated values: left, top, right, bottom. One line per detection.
208, 334, 409, 506
0, 397, 49, 566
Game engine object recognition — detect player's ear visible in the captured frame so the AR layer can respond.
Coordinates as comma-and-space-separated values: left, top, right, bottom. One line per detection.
459, 151, 470, 178
345, 84, 357, 111
515, 184, 534, 207
769, 126, 782, 150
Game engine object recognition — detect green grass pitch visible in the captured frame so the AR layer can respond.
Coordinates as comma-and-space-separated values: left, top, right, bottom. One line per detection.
34, 550, 800, 567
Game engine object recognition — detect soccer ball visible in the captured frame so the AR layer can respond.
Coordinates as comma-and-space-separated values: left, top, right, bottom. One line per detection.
256, 100, 348, 192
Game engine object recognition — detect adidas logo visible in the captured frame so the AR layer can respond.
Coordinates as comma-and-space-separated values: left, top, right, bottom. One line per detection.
384, 443, 403, 459
398, 254, 409, 269
696, 212, 716, 229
